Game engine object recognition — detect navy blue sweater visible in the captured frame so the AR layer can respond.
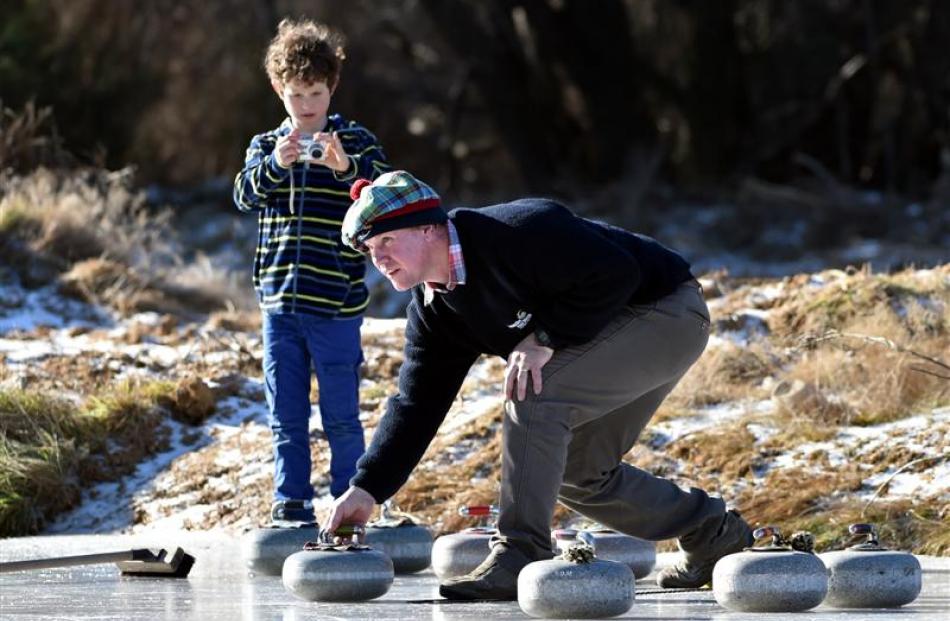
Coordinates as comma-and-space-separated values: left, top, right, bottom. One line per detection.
351, 199, 693, 501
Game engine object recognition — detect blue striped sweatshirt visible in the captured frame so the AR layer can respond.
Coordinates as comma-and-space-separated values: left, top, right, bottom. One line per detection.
233, 115, 390, 318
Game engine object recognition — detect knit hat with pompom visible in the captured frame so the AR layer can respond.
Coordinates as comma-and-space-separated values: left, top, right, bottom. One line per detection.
341, 170, 446, 251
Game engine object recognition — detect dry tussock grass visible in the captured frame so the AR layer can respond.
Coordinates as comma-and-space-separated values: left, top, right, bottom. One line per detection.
768, 499, 950, 556
666, 421, 767, 481
666, 342, 773, 409
736, 466, 866, 526
59, 258, 226, 317
1, 168, 236, 316
770, 266, 948, 339
781, 291, 949, 425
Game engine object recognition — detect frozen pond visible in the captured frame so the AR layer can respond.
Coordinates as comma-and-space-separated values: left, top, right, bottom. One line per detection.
1, 531, 948, 620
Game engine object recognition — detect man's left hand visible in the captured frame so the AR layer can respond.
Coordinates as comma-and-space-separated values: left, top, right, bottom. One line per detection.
505, 333, 554, 401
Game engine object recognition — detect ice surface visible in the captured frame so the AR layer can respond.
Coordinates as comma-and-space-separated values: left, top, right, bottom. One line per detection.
1, 531, 948, 620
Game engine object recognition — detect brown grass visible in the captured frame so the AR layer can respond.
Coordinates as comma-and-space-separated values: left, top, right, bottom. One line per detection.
666, 421, 766, 481
766, 499, 950, 556
667, 342, 773, 408
736, 466, 867, 527
390, 404, 504, 535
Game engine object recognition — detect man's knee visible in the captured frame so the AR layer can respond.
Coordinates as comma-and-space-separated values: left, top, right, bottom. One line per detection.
559, 465, 617, 501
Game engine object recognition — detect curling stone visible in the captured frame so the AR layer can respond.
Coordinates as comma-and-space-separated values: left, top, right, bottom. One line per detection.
820, 523, 921, 608
282, 525, 394, 602
713, 526, 827, 612
241, 522, 317, 576
431, 505, 498, 580
577, 525, 656, 578
363, 501, 433, 574
519, 538, 635, 619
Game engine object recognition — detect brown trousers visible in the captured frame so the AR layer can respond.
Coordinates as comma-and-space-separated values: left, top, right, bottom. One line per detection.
494, 281, 726, 559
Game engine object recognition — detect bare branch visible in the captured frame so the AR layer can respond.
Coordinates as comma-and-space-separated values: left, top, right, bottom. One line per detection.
800, 330, 950, 378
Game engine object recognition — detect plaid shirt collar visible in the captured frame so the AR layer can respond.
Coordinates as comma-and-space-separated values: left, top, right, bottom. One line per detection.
424, 220, 466, 305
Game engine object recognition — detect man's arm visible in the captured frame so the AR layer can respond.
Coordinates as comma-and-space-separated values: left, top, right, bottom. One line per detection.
350, 300, 479, 502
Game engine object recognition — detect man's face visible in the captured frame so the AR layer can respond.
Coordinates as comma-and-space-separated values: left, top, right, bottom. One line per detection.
273, 78, 334, 134
364, 227, 431, 292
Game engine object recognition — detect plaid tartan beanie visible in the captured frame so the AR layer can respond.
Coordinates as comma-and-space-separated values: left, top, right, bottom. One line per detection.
342, 170, 447, 251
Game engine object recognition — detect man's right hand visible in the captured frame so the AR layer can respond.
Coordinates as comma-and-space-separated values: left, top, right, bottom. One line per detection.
274, 130, 301, 168
324, 485, 376, 533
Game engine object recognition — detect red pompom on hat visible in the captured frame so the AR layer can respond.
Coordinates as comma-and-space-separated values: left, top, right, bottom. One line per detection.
350, 178, 373, 200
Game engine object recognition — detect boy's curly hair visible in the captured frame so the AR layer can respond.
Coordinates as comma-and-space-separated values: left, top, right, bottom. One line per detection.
264, 18, 346, 88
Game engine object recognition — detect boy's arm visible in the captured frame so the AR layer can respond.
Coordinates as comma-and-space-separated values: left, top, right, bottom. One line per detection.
333, 125, 392, 183
233, 134, 291, 212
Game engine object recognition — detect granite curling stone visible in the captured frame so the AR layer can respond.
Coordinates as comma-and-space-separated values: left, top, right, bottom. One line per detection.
363, 501, 433, 574
282, 525, 394, 602
577, 525, 656, 578
241, 522, 317, 576
820, 523, 921, 608
713, 526, 828, 613
519, 539, 635, 619
431, 505, 498, 580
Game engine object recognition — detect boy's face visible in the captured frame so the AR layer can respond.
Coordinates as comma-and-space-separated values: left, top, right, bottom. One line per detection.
273, 78, 335, 134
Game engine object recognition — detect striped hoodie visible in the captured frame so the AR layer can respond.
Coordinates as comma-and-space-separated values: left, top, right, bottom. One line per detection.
233, 115, 390, 318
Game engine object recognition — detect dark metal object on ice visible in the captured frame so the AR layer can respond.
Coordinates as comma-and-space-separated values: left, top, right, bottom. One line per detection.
0, 547, 195, 578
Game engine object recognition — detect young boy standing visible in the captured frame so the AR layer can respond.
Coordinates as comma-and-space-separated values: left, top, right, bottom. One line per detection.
233, 18, 390, 524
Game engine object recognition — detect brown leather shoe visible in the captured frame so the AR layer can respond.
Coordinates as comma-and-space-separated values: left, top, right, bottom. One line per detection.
656, 509, 753, 589
439, 544, 532, 601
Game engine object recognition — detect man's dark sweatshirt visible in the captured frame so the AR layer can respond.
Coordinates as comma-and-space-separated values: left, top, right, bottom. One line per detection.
350, 198, 693, 502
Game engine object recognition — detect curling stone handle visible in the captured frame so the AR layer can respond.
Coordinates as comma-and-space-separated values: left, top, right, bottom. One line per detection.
553, 528, 579, 541
319, 523, 365, 544
753, 526, 779, 540
753, 526, 784, 547
577, 530, 597, 549
848, 523, 875, 536
848, 523, 879, 545
458, 505, 499, 517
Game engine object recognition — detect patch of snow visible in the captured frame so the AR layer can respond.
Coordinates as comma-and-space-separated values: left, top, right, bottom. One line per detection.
751, 408, 950, 501
0, 281, 111, 333
45, 378, 269, 534
649, 400, 773, 447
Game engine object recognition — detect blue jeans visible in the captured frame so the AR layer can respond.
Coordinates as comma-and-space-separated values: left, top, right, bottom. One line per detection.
262, 313, 365, 500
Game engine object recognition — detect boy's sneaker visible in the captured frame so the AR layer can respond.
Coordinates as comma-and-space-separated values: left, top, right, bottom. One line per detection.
270, 499, 317, 526
656, 509, 753, 589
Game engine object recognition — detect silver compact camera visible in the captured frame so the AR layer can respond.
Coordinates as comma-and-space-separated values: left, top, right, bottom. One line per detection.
297, 136, 325, 162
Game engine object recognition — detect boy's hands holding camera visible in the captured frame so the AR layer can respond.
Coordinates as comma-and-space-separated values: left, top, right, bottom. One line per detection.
274, 129, 303, 168
312, 130, 352, 173
274, 129, 352, 173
